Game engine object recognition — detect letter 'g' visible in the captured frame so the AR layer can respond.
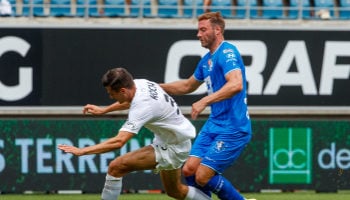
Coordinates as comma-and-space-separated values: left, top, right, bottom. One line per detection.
0, 36, 32, 101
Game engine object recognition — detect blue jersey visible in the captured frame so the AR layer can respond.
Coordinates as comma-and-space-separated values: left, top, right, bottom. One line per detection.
194, 41, 251, 134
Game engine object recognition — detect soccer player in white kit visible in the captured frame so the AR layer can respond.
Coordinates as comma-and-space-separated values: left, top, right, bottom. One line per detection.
58, 68, 211, 200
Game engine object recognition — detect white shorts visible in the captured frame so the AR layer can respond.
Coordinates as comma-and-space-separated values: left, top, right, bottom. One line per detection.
151, 140, 191, 172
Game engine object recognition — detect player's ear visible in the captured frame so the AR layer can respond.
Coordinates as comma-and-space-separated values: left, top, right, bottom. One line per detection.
214, 26, 221, 35
119, 88, 126, 94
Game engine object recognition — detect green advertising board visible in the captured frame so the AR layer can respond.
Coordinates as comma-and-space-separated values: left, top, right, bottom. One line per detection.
0, 118, 349, 193
269, 127, 312, 184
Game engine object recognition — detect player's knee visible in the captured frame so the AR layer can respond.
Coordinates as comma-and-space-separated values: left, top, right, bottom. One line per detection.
108, 157, 128, 176
182, 163, 196, 177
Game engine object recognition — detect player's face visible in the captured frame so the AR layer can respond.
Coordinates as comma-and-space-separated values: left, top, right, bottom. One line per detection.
197, 19, 217, 49
105, 86, 127, 103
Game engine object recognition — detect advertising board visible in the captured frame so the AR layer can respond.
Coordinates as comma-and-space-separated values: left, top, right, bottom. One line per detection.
0, 119, 349, 192
0, 28, 349, 107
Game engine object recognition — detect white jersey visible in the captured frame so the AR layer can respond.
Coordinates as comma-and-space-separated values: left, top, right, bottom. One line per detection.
120, 79, 196, 144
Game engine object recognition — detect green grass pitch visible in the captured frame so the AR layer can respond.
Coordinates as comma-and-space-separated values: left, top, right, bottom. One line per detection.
1, 192, 350, 200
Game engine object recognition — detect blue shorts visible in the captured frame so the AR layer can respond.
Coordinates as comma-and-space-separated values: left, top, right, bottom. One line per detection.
190, 129, 251, 174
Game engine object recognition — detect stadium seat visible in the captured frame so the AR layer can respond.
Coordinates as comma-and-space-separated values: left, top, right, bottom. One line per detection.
262, 0, 286, 19
157, 0, 180, 18
313, 0, 335, 19
339, 0, 350, 19
50, 0, 73, 17
289, 0, 312, 19
235, 0, 247, 18
20, 0, 48, 16
33, 0, 50, 16
128, 0, 152, 17
7, 0, 16, 16
183, 0, 204, 18
87, 0, 102, 17
211, 0, 234, 18
76, 0, 99, 17
103, 0, 126, 17
21, 0, 31, 16
236, 0, 259, 18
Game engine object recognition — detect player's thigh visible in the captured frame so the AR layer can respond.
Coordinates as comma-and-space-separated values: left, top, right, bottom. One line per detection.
202, 132, 250, 173
189, 131, 212, 158
110, 145, 157, 172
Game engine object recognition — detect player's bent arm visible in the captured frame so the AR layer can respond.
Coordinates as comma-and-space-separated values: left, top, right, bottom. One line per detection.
103, 101, 130, 113
160, 75, 202, 95
201, 69, 243, 105
83, 101, 130, 115
191, 70, 242, 119
58, 131, 134, 156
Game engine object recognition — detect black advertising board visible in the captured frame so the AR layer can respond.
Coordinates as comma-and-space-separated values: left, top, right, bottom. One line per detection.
0, 27, 349, 106
0, 29, 42, 105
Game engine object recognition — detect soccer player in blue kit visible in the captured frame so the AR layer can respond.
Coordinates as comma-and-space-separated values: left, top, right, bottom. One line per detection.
160, 12, 252, 200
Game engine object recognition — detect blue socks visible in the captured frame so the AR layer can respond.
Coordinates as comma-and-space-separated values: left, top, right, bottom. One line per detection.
185, 175, 211, 197
204, 175, 244, 200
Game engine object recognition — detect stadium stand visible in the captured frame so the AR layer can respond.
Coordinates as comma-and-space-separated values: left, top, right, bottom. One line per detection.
20, 0, 30, 16
76, 0, 89, 17
31, 0, 47, 16
2, 0, 350, 20
103, 0, 154, 17
85, 0, 101, 17
313, 0, 335, 19
236, 0, 260, 18
157, 0, 181, 18
339, 0, 350, 18
7, 0, 17, 15
183, 0, 204, 18
235, 0, 247, 18
262, 0, 286, 19
129, 0, 153, 17
103, 0, 126, 17
50, 0, 72, 17
210, 0, 233, 18
289, 0, 312, 19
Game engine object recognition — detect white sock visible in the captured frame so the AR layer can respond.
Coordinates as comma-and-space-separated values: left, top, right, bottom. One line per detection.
101, 174, 122, 200
185, 186, 212, 200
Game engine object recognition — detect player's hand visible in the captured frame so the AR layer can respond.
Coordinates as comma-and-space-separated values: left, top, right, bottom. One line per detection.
191, 100, 206, 120
58, 144, 84, 156
83, 104, 105, 115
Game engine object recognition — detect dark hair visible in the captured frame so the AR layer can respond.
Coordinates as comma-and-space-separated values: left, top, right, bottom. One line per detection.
102, 67, 134, 92
198, 12, 225, 34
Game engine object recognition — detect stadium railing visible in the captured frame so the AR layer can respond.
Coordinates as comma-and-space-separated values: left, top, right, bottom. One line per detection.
2, 0, 350, 20
2, 106, 350, 117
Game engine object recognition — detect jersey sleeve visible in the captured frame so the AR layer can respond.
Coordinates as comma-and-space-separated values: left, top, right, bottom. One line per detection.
220, 45, 243, 76
119, 103, 153, 134
193, 53, 210, 81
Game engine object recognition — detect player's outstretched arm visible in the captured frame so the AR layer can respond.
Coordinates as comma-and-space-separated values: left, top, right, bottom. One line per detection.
58, 131, 134, 156
83, 101, 130, 115
57, 144, 84, 156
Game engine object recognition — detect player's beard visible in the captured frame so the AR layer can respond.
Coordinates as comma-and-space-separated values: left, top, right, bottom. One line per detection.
200, 32, 216, 50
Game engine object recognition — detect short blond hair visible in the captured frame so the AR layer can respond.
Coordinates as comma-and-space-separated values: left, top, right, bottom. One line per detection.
198, 12, 225, 34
